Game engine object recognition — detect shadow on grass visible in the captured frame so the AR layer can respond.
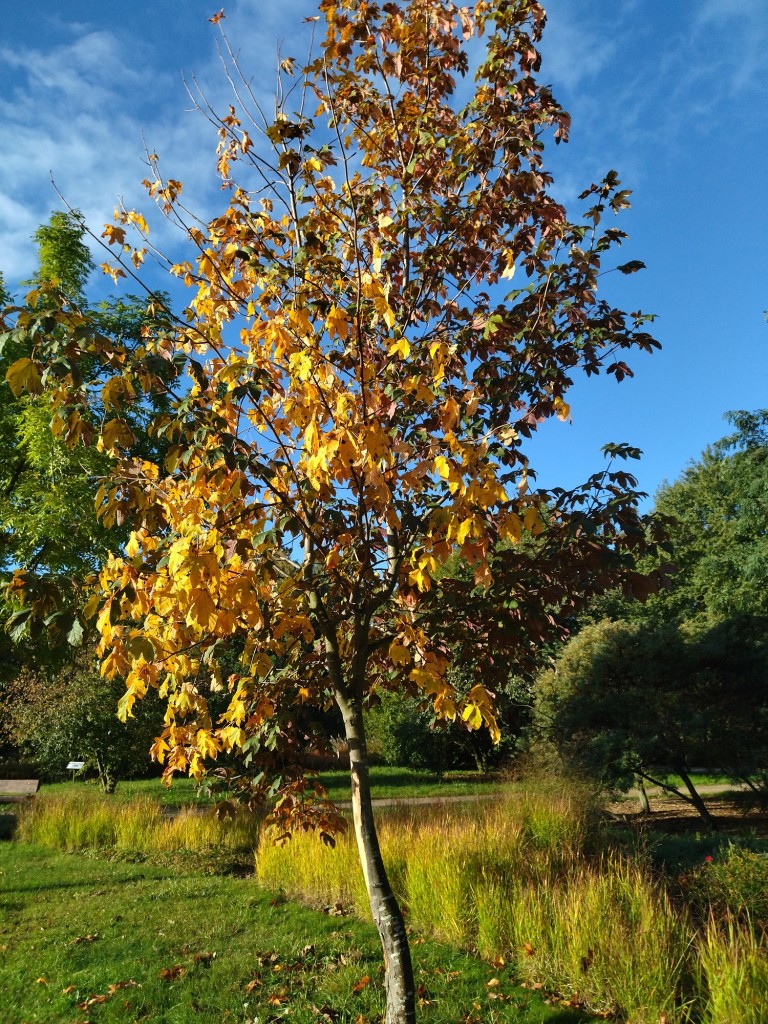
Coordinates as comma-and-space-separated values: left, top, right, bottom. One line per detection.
0, 813, 17, 840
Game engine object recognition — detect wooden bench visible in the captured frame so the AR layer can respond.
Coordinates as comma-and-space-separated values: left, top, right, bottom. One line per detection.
0, 779, 39, 802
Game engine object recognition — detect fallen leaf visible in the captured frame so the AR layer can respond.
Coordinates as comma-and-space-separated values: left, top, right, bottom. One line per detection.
76, 995, 109, 1009
158, 965, 186, 982
352, 975, 370, 993
62, 985, 77, 995
73, 933, 99, 945
486, 977, 500, 987
35, 977, 48, 985
106, 980, 138, 994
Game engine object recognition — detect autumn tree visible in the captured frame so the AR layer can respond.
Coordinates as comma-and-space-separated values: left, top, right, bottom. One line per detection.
2, 3, 661, 1021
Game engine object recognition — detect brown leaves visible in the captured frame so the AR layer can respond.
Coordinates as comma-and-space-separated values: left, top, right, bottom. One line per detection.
158, 964, 186, 982
73, 981, 138, 1011
352, 975, 371, 993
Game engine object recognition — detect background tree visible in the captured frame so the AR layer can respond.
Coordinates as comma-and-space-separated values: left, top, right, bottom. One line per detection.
533, 615, 768, 827
3, 3, 660, 1021
0, 209, 174, 642
0, 649, 162, 792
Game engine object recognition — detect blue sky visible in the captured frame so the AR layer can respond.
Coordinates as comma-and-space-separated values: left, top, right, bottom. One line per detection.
1, 1, 766, 505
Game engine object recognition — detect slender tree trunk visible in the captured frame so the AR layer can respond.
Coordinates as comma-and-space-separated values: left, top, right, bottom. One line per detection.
636, 776, 651, 814
94, 752, 117, 794
678, 769, 717, 830
336, 689, 415, 1024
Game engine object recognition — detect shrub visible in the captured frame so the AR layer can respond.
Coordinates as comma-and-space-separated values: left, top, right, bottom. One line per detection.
685, 844, 768, 927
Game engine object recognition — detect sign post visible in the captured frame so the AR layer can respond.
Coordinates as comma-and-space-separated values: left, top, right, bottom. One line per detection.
66, 761, 85, 783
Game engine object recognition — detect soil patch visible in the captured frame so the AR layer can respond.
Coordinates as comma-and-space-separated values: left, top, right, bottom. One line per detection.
607, 792, 768, 836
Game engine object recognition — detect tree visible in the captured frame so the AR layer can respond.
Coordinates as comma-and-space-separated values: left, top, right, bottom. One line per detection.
0, 210, 173, 642
0, 648, 162, 792
652, 410, 768, 623
583, 410, 768, 630
3, 4, 660, 1021
533, 616, 768, 828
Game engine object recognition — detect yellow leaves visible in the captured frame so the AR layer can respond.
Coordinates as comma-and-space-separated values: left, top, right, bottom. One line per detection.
434, 454, 464, 495
6, 357, 42, 396
288, 306, 313, 338
98, 418, 136, 453
461, 685, 500, 743
389, 642, 411, 666
440, 397, 461, 431
186, 587, 217, 631
100, 262, 126, 284
500, 251, 516, 279
196, 729, 221, 759
522, 505, 545, 536
554, 396, 571, 422
499, 511, 523, 544
150, 735, 170, 763
455, 517, 474, 546
462, 703, 483, 730
325, 305, 349, 341
388, 337, 410, 360
219, 726, 246, 752
252, 652, 272, 678
120, 209, 150, 235
101, 375, 135, 411
408, 566, 431, 593
361, 273, 396, 329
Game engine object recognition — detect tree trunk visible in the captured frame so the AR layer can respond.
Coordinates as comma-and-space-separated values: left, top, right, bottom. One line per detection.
94, 752, 117, 794
678, 769, 717, 830
636, 776, 651, 814
337, 690, 415, 1024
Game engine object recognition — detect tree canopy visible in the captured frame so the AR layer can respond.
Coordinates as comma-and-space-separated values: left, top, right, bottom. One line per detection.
1, 3, 659, 1021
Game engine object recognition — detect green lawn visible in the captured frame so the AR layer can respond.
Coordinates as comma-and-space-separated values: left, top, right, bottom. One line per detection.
39, 766, 510, 809
0, 841, 587, 1024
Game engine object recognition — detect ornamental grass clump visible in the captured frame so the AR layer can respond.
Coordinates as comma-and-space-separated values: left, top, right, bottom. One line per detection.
257, 786, 692, 1021
696, 912, 768, 1024
17, 790, 261, 855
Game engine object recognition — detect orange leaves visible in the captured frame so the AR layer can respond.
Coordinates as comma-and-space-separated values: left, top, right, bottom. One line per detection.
208, 9, 225, 24
101, 223, 126, 246
158, 964, 186, 981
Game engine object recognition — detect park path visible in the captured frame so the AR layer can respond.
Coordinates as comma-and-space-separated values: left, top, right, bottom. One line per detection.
335, 782, 751, 810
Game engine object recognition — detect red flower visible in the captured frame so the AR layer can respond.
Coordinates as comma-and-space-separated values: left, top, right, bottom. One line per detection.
704, 855, 714, 863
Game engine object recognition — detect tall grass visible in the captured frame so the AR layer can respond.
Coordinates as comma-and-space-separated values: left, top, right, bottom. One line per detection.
696, 913, 768, 1024
257, 786, 694, 1023
17, 791, 261, 855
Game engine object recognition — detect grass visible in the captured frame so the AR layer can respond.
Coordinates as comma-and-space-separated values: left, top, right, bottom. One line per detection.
257, 784, 768, 1024
0, 841, 588, 1024
15, 791, 262, 863
38, 766, 509, 809
8, 776, 768, 1023
258, 785, 693, 1024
